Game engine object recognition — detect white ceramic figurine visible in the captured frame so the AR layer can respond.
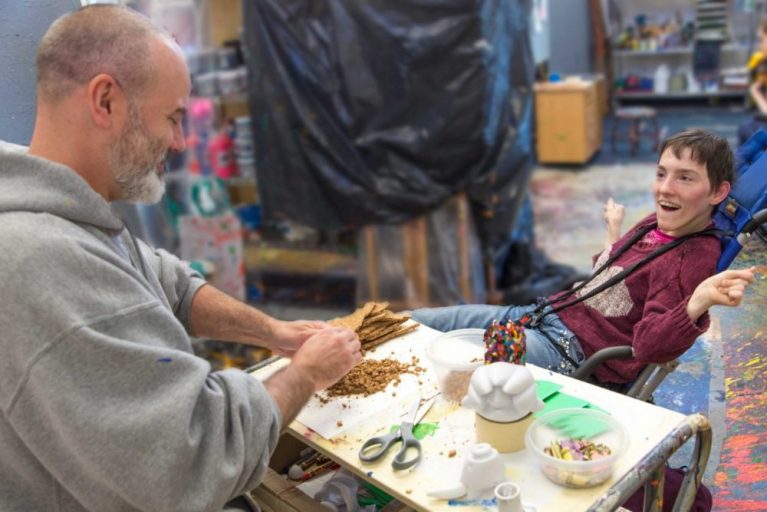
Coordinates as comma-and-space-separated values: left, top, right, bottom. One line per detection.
462, 362, 543, 422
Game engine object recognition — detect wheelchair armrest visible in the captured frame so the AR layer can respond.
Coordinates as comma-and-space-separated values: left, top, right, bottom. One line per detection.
571, 345, 634, 381
741, 208, 767, 238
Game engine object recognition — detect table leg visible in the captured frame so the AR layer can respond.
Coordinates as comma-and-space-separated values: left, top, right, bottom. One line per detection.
585, 413, 712, 512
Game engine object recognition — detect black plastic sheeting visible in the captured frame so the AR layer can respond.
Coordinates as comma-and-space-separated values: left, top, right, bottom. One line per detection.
243, 0, 535, 245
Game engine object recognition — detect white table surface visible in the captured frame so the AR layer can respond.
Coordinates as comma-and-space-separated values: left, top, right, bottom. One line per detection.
251, 325, 686, 511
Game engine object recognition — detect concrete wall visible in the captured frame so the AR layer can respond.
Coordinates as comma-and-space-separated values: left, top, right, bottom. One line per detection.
548, 0, 592, 75
529, 0, 550, 65
0, 0, 80, 144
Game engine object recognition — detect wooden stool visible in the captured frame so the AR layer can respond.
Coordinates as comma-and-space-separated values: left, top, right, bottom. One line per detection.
611, 106, 660, 156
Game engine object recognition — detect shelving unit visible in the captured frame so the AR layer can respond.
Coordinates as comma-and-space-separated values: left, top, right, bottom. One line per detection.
616, 90, 744, 101
613, 43, 746, 58
608, 0, 754, 105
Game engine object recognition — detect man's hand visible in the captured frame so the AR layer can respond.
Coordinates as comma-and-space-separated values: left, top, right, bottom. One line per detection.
604, 197, 625, 248
687, 268, 755, 322
291, 327, 361, 391
264, 327, 361, 428
269, 319, 329, 357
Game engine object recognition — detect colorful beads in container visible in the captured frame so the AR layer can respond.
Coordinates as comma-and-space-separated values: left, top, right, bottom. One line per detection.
483, 319, 526, 365
544, 439, 612, 461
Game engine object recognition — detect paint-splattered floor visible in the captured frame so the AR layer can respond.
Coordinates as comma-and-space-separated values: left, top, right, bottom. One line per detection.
530, 162, 767, 510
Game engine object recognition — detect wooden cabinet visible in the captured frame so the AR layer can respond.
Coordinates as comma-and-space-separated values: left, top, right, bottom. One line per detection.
201, 0, 242, 47
534, 80, 602, 164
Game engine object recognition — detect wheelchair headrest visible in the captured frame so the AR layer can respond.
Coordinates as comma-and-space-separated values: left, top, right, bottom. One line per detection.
713, 128, 767, 270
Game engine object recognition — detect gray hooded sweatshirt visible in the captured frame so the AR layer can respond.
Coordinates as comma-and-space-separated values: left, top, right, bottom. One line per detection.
0, 142, 281, 511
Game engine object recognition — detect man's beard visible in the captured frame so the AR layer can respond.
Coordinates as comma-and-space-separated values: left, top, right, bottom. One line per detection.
110, 103, 168, 204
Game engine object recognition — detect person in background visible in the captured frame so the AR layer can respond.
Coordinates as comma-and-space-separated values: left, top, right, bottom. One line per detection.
413, 129, 754, 385
0, 6, 360, 512
738, 19, 767, 144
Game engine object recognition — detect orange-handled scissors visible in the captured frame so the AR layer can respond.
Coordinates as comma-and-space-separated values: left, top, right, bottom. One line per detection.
358, 394, 435, 470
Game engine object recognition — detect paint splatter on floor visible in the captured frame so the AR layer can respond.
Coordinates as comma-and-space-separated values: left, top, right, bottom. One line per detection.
711, 245, 767, 510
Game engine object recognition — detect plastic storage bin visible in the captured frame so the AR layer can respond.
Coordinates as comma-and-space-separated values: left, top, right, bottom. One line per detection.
525, 408, 628, 488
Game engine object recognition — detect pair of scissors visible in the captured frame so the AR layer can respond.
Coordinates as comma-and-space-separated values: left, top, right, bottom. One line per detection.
358, 394, 435, 470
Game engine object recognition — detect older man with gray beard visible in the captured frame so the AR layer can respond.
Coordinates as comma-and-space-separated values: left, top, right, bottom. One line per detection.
0, 5, 361, 512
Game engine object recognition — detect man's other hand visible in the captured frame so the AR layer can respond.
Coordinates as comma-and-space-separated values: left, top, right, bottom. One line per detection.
291, 327, 361, 391
270, 319, 329, 357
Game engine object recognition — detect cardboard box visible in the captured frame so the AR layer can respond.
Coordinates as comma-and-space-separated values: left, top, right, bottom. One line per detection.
249, 435, 325, 511
218, 94, 250, 122
250, 469, 328, 512
179, 213, 246, 301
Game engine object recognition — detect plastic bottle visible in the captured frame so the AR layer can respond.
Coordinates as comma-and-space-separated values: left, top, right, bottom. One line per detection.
654, 64, 670, 94
208, 122, 238, 179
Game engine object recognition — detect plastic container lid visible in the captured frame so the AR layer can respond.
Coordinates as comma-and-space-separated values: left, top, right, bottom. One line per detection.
425, 329, 486, 402
426, 328, 485, 369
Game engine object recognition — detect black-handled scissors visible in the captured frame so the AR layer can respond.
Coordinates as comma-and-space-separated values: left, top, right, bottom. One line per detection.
358, 394, 435, 470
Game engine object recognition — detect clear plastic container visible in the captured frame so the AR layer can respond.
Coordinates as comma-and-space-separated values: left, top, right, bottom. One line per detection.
524, 408, 628, 488
425, 329, 485, 402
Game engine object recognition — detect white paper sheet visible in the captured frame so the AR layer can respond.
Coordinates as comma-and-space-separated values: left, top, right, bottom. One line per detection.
252, 323, 443, 438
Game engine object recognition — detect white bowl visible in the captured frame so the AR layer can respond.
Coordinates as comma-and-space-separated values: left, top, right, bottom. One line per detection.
525, 408, 628, 488
425, 329, 485, 402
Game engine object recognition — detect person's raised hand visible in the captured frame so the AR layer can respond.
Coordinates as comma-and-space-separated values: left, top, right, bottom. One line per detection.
696, 268, 755, 307
604, 197, 625, 231
291, 327, 361, 391
604, 197, 625, 247
687, 267, 756, 322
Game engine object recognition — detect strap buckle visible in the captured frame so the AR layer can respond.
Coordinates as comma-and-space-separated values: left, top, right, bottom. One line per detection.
521, 311, 543, 328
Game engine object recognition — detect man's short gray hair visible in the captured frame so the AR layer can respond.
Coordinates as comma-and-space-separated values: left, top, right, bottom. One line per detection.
36, 5, 167, 103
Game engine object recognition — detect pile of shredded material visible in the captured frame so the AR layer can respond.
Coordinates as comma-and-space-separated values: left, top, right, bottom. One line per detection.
314, 302, 423, 400
323, 356, 425, 398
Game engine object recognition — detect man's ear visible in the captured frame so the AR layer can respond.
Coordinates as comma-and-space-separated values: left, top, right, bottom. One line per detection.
711, 181, 731, 205
88, 74, 121, 128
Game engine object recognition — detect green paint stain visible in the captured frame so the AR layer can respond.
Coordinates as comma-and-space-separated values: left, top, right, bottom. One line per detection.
388, 422, 439, 440
413, 422, 439, 439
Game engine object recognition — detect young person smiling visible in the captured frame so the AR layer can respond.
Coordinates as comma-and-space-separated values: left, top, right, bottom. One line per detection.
413, 129, 755, 384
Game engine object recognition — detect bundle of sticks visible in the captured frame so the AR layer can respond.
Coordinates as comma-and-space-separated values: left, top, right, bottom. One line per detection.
328, 301, 418, 353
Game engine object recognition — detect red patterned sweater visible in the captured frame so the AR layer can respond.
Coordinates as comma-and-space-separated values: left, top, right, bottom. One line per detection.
554, 214, 721, 383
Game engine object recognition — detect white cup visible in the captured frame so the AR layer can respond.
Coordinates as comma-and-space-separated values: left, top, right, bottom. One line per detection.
460, 443, 505, 498
494, 481, 523, 512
